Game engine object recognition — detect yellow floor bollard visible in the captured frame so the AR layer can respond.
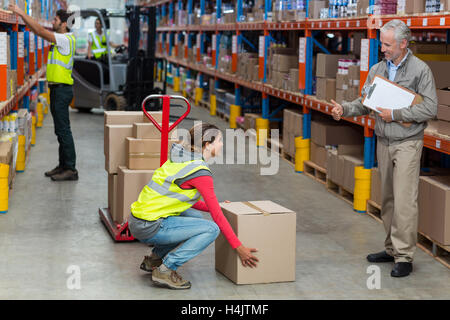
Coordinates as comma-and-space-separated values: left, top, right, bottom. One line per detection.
256, 118, 269, 147
36, 102, 43, 128
229, 104, 241, 129
295, 137, 310, 173
16, 135, 26, 172
31, 115, 36, 146
210, 94, 217, 116
354, 166, 372, 213
174, 77, 180, 92
195, 87, 203, 105
0, 163, 10, 213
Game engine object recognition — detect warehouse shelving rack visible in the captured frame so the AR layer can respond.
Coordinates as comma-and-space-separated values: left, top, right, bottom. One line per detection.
0, 1, 63, 119
150, 0, 450, 162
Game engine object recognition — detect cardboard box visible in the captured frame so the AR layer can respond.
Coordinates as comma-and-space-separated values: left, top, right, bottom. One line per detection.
336, 74, 349, 90
348, 65, 360, 81
215, 201, 296, 284
126, 138, 177, 170
327, 150, 346, 186
316, 77, 327, 101
336, 89, 346, 104
104, 111, 162, 126
424, 61, 450, 89
105, 125, 134, 174
437, 105, 450, 121
438, 120, 450, 136
275, 54, 297, 73
370, 167, 382, 206
346, 86, 360, 102
0, 140, 12, 165
316, 53, 355, 78
244, 113, 261, 131
405, 0, 425, 14
325, 79, 336, 102
437, 88, 450, 106
357, 0, 370, 15
133, 122, 177, 139
337, 144, 364, 157
311, 120, 364, 147
116, 166, 155, 224
308, 0, 326, 19
418, 176, 450, 245
310, 141, 328, 169
342, 155, 364, 192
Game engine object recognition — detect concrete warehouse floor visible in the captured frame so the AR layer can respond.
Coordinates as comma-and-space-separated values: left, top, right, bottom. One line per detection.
0, 89, 449, 300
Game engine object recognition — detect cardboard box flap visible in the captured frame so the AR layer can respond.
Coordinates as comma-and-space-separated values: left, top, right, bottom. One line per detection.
220, 201, 294, 216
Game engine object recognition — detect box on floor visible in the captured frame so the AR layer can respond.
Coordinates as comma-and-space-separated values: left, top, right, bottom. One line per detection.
418, 175, 450, 245
215, 201, 296, 284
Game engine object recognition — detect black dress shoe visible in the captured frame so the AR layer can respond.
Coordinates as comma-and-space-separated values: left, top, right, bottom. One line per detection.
51, 169, 79, 181
44, 166, 64, 177
391, 262, 413, 278
367, 251, 395, 263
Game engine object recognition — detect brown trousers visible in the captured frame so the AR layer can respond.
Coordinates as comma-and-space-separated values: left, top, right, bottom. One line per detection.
377, 139, 423, 263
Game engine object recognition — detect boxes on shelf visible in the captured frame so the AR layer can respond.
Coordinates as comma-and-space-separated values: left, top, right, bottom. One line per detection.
437, 88, 450, 106
288, 68, 299, 92
437, 105, 450, 122
357, 0, 370, 16
311, 120, 364, 147
115, 166, 155, 224
308, 0, 327, 19
418, 175, 450, 245
283, 108, 303, 157
373, 0, 398, 15
316, 54, 355, 78
437, 120, 450, 136
215, 201, 296, 284
316, 77, 336, 102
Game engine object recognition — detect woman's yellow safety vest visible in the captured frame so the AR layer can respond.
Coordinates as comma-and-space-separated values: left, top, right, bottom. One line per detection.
46, 34, 76, 85
131, 156, 212, 221
90, 31, 108, 59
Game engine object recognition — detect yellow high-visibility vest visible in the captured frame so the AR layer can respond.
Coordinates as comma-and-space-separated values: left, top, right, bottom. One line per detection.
46, 34, 76, 85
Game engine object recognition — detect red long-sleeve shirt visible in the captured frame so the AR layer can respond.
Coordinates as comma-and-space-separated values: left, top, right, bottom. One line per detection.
180, 176, 242, 249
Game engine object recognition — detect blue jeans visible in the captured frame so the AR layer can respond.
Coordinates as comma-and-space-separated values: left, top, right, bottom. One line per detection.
140, 208, 220, 271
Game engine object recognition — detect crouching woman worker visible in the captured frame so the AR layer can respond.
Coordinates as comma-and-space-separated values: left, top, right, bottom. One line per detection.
128, 123, 259, 290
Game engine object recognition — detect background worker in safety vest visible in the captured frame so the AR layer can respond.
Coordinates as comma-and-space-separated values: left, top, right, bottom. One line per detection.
128, 123, 259, 290
9, 5, 79, 181
87, 18, 120, 60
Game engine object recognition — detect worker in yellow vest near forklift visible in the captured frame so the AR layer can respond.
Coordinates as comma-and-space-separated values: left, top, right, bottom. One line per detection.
10, 5, 79, 181
87, 18, 120, 60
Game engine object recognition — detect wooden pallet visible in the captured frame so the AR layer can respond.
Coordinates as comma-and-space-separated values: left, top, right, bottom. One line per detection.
326, 179, 354, 207
198, 99, 210, 110
303, 160, 327, 185
216, 111, 229, 122
417, 232, 450, 269
366, 200, 383, 224
281, 150, 295, 166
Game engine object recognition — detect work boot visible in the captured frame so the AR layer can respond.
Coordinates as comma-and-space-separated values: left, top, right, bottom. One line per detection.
391, 262, 413, 278
367, 251, 395, 263
140, 255, 163, 273
51, 169, 79, 181
44, 166, 64, 177
152, 265, 191, 290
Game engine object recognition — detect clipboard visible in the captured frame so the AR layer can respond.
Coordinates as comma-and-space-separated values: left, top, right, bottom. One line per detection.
362, 75, 423, 128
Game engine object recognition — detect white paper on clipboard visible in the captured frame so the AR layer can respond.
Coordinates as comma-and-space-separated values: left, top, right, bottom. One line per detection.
362, 75, 416, 113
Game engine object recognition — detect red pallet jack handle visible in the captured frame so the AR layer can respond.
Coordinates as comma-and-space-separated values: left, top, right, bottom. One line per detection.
141, 95, 191, 166
100, 95, 191, 242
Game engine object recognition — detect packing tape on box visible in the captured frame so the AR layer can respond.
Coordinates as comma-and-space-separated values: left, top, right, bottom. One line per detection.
242, 201, 271, 216
129, 152, 161, 159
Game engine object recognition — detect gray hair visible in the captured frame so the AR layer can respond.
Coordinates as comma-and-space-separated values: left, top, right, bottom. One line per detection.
380, 19, 411, 45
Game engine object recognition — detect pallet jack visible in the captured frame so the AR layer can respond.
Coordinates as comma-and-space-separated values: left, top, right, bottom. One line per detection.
99, 95, 192, 241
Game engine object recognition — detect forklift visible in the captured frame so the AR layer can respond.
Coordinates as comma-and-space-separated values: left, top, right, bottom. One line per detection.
72, 5, 166, 112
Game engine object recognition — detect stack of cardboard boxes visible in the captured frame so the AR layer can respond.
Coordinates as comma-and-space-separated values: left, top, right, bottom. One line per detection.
309, 119, 364, 187
437, 88, 450, 136
335, 61, 361, 105
307, 0, 327, 19
237, 52, 259, 82
218, 48, 232, 74
398, 0, 450, 14
315, 53, 355, 103
268, 48, 297, 90
282, 109, 303, 158
104, 111, 179, 224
